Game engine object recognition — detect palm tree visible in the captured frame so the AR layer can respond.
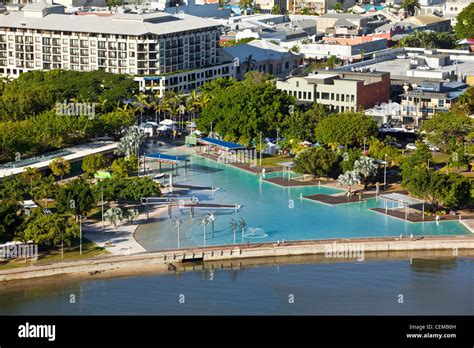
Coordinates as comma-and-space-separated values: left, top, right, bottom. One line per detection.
22, 167, 41, 189
239, 0, 253, 15
200, 217, 209, 242
135, 93, 150, 124
173, 218, 182, 248
104, 207, 124, 227
125, 208, 140, 224
186, 90, 200, 123
353, 156, 378, 189
238, 217, 246, 241
229, 219, 238, 244
401, 0, 421, 16
271, 4, 280, 14
338, 170, 361, 195
243, 55, 257, 73
116, 125, 145, 158
198, 93, 212, 112
206, 213, 216, 238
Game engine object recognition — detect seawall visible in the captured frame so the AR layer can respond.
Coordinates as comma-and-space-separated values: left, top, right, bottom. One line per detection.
1, 235, 473, 281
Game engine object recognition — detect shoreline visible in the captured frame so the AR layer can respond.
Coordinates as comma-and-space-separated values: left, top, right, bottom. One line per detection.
1, 235, 474, 282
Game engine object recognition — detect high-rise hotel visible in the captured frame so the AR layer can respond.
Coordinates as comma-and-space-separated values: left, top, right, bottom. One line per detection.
0, 1, 236, 94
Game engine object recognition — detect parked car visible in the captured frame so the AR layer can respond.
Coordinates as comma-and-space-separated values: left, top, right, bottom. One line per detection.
406, 143, 417, 150
417, 65, 431, 70
397, 54, 407, 59
429, 145, 440, 152
389, 141, 403, 149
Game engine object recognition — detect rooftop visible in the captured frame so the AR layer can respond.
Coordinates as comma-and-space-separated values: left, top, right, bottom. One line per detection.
402, 14, 448, 27
0, 11, 220, 36
222, 39, 297, 63
319, 13, 364, 20
0, 141, 118, 178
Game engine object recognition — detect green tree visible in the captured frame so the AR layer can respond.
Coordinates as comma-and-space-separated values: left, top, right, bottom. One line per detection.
333, 2, 344, 12
271, 4, 281, 14
243, 55, 257, 74
290, 45, 301, 53
239, 0, 253, 15
339, 148, 362, 173
399, 31, 456, 49
452, 86, 474, 116
368, 137, 400, 165
29, 175, 57, 208
197, 74, 294, 142
421, 111, 473, 153
455, 3, 474, 39
401, 0, 421, 16
293, 147, 340, 178
55, 178, 97, 217
111, 156, 138, 178
449, 145, 469, 169
284, 103, 327, 143
0, 175, 28, 202
326, 56, 340, 68
23, 213, 79, 258
82, 153, 108, 177
21, 167, 42, 189
100, 109, 136, 140
49, 157, 71, 181
315, 112, 378, 147
0, 201, 24, 243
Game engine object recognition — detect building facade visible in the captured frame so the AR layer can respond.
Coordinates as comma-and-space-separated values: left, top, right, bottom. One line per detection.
0, 2, 235, 94
399, 81, 468, 125
222, 39, 299, 80
276, 70, 390, 112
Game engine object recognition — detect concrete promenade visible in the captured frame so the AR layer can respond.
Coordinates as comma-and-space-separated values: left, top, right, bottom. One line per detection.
1, 235, 473, 282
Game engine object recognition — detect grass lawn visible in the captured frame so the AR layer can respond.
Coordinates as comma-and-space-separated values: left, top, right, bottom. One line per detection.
260, 154, 292, 167
0, 238, 109, 271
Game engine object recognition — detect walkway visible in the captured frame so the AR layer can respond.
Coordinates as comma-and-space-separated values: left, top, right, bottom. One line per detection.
83, 207, 168, 255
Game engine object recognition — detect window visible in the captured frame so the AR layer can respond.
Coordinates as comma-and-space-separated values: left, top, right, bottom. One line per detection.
321, 92, 330, 100
351, 95, 354, 103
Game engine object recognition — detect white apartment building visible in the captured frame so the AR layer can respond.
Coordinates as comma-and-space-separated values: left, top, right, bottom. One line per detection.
0, 1, 236, 94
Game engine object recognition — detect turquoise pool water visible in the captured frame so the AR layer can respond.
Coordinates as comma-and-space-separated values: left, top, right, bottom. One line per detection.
135, 147, 470, 251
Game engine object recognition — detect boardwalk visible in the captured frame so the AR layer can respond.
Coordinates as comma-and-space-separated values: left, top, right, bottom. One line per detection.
264, 177, 333, 187
370, 207, 474, 223
304, 192, 377, 205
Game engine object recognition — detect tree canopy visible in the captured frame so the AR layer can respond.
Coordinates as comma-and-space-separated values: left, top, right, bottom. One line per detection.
293, 147, 340, 178
315, 112, 378, 147
196, 73, 294, 145
455, 3, 474, 39
421, 111, 473, 153
398, 31, 456, 49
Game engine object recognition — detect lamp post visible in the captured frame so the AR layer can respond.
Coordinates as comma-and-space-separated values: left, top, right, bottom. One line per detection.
101, 189, 104, 230
78, 215, 87, 255
383, 154, 387, 189
259, 130, 263, 166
